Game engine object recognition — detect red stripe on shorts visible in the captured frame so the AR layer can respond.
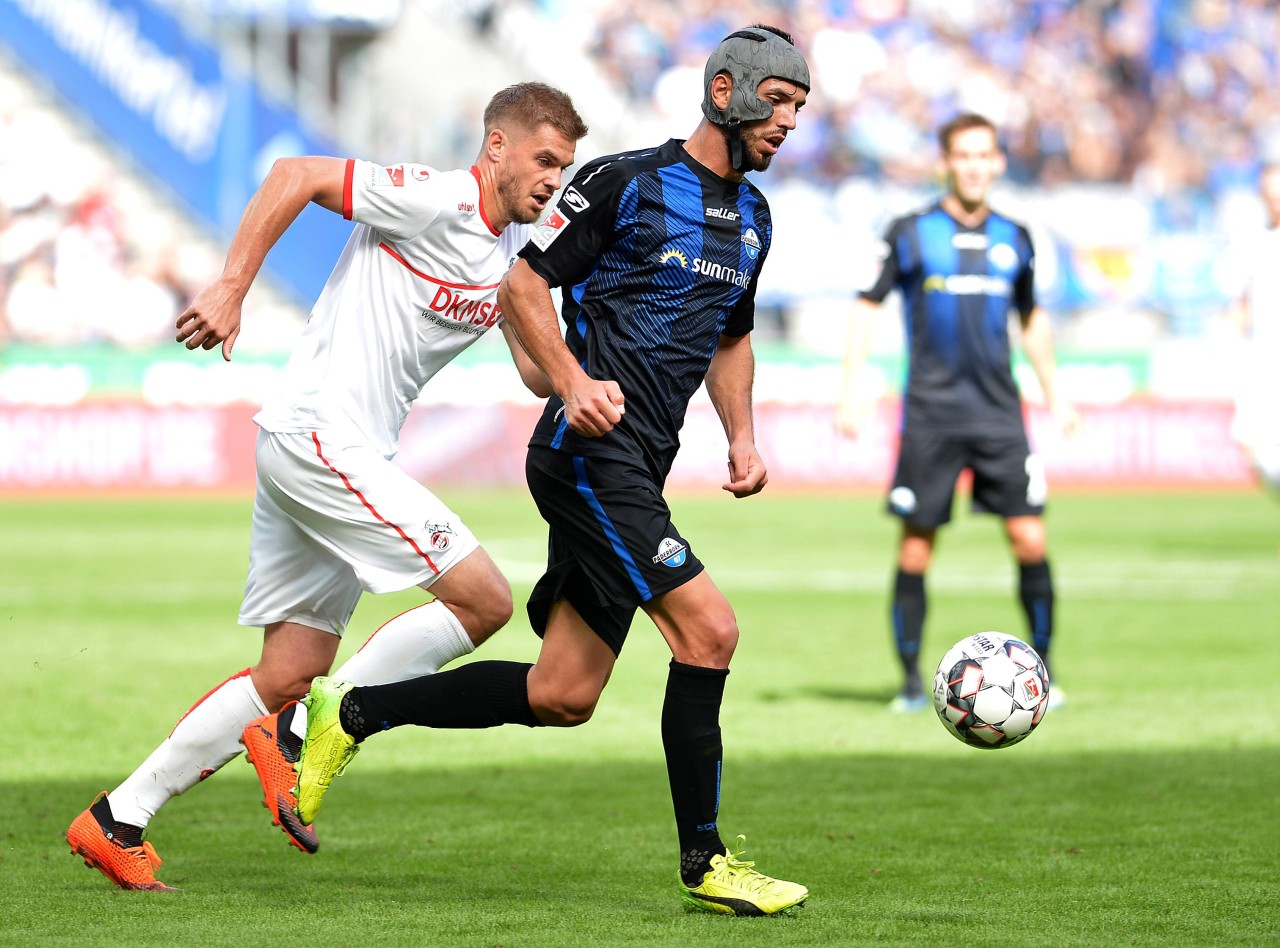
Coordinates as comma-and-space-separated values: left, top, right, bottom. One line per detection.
310, 432, 439, 574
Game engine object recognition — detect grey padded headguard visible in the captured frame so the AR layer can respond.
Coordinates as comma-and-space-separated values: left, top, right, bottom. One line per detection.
701, 27, 811, 127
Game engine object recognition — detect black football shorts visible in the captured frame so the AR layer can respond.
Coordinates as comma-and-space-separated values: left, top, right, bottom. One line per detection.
524, 446, 704, 655
887, 427, 1046, 528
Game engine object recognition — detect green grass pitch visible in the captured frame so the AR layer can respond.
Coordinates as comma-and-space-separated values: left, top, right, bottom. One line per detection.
3, 488, 1278, 945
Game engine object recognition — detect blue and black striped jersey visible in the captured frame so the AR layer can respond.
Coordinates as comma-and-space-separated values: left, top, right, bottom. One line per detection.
863, 201, 1036, 435
519, 138, 770, 480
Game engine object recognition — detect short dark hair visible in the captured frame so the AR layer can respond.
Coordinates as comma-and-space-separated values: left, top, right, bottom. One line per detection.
938, 113, 998, 153
483, 82, 588, 142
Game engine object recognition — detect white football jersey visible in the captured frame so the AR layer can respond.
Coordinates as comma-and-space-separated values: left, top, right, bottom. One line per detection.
255, 159, 530, 459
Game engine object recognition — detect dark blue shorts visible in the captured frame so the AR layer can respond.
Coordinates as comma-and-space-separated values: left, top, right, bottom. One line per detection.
888, 427, 1045, 528
524, 446, 704, 655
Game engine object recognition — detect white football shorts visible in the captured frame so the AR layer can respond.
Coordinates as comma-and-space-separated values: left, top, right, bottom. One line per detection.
238, 429, 479, 635
1231, 372, 1280, 451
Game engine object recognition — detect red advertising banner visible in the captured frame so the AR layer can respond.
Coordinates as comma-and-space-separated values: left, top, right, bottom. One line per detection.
0, 404, 259, 490
0, 400, 1253, 492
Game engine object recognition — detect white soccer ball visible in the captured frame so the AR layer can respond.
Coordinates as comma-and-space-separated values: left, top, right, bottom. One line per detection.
932, 631, 1050, 749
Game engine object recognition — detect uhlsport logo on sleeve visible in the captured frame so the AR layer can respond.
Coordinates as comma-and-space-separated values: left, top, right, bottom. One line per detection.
652, 537, 687, 567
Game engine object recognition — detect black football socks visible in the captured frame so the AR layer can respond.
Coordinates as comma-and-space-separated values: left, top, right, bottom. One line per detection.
1018, 560, 1055, 680
892, 569, 927, 697
662, 660, 729, 887
336, 661, 543, 740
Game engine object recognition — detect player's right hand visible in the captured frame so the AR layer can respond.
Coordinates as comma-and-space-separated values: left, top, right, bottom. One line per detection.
563, 378, 625, 437
834, 393, 871, 439
176, 280, 244, 362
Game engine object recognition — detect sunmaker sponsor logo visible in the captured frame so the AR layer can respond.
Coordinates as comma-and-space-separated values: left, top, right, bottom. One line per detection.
659, 247, 751, 287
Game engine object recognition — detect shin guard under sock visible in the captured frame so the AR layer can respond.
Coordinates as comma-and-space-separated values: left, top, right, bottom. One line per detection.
892, 569, 927, 695
339, 661, 542, 739
1018, 560, 1055, 679
663, 661, 729, 886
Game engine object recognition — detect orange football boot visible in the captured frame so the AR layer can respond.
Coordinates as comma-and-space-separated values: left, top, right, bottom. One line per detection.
66, 792, 178, 891
242, 702, 319, 854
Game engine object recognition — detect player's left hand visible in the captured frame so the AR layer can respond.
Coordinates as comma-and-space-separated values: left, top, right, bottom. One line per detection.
723, 442, 768, 497
1051, 398, 1082, 437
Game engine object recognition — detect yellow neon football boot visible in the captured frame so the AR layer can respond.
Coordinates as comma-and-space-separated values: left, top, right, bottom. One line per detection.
295, 677, 359, 825
681, 835, 808, 916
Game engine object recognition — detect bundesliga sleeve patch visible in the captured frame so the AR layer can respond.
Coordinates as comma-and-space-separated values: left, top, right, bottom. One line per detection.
369, 164, 402, 188
369, 163, 431, 189
530, 208, 570, 251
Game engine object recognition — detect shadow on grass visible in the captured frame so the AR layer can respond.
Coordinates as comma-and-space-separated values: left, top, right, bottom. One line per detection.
6, 747, 1279, 947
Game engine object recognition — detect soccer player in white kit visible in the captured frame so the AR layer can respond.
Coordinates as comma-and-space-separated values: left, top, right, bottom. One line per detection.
66, 82, 588, 891
1230, 163, 1280, 501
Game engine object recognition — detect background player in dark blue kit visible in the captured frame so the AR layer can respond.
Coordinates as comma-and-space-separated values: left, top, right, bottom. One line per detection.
286, 26, 811, 916
837, 113, 1080, 713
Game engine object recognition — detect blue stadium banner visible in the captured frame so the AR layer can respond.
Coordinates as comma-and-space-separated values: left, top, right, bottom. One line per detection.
0, 0, 353, 303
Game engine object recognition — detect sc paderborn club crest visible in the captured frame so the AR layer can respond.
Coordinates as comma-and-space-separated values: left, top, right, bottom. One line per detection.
651, 537, 687, 568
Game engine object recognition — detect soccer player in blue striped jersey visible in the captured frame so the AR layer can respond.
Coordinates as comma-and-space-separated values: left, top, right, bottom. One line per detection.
289, 26, 811, 916
837, 113, 1080, 713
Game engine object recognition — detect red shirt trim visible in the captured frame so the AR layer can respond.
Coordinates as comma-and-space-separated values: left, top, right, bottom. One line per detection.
342, 158, 354, 220
470, 165, 501, 236
377, 242, 500, 290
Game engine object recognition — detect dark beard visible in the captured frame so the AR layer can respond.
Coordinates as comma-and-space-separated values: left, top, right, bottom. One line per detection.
741, 145, 773, 173
726, 125, 773, 174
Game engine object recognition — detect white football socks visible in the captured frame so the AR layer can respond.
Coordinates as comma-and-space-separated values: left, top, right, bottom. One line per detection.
332, 600, 475, 686
106, 603, 473, 829
108, 670, 268, 829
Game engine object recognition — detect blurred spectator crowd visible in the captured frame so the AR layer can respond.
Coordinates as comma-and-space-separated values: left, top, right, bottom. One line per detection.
571, 0, 1280, 203
507, 0, 1277, 344
4, 0, 1278, 351
0, 65, 224, 350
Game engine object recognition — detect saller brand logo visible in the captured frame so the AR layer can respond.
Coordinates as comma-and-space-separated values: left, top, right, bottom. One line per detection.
706, 206, 739, 220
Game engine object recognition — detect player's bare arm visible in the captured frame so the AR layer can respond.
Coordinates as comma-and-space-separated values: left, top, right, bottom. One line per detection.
499, 259, 624, 436
499, 321, 553, 398
1020, 306, 1081, 436
706, 331, 767, 497
176, 156, 347, 361
836, 297, 879, 439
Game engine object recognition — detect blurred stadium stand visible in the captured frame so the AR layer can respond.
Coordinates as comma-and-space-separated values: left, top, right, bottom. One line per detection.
0, 0, 1267, 490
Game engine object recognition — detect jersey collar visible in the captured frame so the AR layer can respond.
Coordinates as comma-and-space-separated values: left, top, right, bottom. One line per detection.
469, 166, 502, 237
